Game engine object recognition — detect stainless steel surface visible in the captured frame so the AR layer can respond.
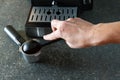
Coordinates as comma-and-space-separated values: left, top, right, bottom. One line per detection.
29, 6, 78, 22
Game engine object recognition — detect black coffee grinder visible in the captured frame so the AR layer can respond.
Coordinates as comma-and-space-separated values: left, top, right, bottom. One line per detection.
25, 0, 93, 38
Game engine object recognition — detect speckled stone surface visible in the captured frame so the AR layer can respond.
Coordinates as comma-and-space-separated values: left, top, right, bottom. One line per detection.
0, 0, 120, 80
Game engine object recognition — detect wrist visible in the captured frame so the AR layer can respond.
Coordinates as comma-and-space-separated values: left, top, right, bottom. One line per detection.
89, 23, 112, 46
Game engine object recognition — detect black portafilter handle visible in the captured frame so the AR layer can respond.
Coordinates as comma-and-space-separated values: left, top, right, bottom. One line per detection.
4, 25, 61, 47
4, 25, 26, 46
36, 37, 61, 47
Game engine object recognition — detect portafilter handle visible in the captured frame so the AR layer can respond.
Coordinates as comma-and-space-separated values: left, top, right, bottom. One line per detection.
4, 25, 26, 46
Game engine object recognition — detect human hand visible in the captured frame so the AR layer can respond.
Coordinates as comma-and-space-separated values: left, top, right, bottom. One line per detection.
43, 18, 95, 48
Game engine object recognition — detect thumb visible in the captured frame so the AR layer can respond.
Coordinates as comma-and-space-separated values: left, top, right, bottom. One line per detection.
43, 31, 60, 40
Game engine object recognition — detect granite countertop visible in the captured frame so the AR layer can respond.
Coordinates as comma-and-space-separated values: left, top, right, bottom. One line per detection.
0, 0, 120, 80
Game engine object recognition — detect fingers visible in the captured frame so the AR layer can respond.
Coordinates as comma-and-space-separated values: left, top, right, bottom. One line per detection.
51, 20, 63, 31
44, 19, 78, 40
44, 20, 66, 40
43, 31, 60, 40
51, 18, 80, 30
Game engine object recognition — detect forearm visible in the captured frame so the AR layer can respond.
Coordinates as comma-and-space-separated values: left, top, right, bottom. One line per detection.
90, 21, 120, 46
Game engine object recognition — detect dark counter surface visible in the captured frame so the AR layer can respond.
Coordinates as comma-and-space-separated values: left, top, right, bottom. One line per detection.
0, 0, 120, 80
